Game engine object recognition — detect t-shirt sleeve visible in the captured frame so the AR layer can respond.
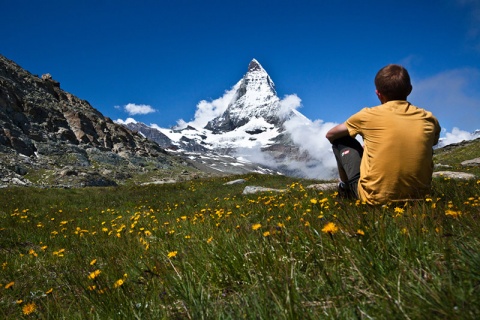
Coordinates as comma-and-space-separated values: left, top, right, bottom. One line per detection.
345, 109, 365, 137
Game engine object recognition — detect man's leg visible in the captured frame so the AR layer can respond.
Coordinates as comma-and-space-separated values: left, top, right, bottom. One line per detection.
331, 136, 363, 198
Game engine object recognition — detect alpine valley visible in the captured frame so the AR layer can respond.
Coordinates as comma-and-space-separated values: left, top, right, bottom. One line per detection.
0, 55, 336, 187
1, 54, 478, 188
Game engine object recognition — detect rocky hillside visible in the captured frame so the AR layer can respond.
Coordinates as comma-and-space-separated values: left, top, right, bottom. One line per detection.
0, 54, 201, 187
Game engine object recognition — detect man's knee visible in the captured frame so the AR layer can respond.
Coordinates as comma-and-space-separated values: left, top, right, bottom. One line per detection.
331, 136, 363, 182
332, 136, 363, 155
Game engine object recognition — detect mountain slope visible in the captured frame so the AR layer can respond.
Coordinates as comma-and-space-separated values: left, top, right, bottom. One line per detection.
0, 54, 198, 187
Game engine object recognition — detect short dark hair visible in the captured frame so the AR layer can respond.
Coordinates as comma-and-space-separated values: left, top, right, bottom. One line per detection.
374, 64, 412, 100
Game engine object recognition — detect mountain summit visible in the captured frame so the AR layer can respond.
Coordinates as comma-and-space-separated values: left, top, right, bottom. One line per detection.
205, 59, 283, 132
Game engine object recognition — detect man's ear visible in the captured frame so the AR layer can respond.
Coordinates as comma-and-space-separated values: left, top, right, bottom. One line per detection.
376, 89, 387, 103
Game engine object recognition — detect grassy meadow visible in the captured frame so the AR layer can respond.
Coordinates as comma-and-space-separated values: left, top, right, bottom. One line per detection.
1, 144, 480, 318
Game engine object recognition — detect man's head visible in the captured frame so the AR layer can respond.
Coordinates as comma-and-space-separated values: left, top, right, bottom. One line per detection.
374, 64, 412, 102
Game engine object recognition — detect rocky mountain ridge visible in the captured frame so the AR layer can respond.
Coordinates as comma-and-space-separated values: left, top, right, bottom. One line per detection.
0, 54, 203, 187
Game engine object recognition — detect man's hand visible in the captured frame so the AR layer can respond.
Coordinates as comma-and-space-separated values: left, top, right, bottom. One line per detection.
326, 123, 350, 143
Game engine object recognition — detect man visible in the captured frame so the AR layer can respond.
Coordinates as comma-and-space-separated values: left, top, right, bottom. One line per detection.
326, 64, 441, 205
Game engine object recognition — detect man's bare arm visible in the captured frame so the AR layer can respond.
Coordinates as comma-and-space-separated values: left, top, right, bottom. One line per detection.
326, 123, 350, 143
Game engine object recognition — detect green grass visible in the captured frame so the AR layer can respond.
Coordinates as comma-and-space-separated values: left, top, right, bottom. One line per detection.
434, 138, 480, 176
1, 173, 479, 319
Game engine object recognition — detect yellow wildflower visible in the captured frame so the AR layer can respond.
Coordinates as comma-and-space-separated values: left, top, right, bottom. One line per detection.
356, 229, 365, 236
22, 302, 36, 315
90, 259, 97, 266
113, 278, 124, 288
310, 199, 318, 204
167, 251, 178, 258
46, 288, 53, 294
89, 270, 101, 280
321, 222, 338, 234
252, 223, 262, 230
4, 281, 14, 289
445, 209, 461, 217
394, 207, 404, 214
263, 231, 270, 237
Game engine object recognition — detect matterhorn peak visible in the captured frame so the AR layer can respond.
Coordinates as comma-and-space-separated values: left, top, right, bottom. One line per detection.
205, 59, 281, 132
248, 58, 263, 72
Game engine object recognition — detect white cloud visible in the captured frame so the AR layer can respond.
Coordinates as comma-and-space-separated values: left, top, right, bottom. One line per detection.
283, 116, 340, 179
438, 127, 480, 147
120, 103, 156, 115
114, 117, 137, 125
410, 68, 480, 133
278, 94, 302, 117
176, 82, 240, 129
236, 116, 341, 180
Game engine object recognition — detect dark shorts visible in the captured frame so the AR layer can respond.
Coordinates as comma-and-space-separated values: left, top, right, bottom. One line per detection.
331, 136, 363, 198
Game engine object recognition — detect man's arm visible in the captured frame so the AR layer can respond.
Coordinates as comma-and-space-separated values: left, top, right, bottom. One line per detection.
326, 123, 350, 143
433, 119, 441, 146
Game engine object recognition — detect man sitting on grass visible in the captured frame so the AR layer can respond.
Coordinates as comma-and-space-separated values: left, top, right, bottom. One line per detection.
326, 64, 441, 205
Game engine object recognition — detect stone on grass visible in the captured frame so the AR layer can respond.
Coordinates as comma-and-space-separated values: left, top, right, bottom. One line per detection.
433, 171, 476, 180
306, 182, 338, 191
224, 179, 247, 185
242, 186, 286, 195
461, 158, 480, 167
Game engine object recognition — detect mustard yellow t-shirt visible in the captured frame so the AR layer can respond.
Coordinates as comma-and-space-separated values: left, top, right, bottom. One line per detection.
345, 101, 441, 205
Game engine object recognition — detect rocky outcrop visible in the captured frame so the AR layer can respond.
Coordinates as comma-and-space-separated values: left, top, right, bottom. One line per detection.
0, 54, 197, 187
123, 121, 174, 149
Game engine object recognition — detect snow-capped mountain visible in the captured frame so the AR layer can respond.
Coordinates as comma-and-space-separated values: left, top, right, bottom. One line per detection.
205, 59, 297, 133
120, 59, 336, 178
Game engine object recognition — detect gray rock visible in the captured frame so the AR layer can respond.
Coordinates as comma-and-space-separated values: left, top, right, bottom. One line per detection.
433, 171, 476, 180
306, 182, 338, 191
242, 185, 286, 195
461, 158, 480, 167
224, 179, 247, 185
434, 163, 452, 169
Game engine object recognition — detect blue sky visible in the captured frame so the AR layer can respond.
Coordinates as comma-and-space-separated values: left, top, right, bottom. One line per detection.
2, 0, 479, 136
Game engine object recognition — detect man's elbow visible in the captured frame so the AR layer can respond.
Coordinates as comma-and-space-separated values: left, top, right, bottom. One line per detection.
325, 131, 335, 142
